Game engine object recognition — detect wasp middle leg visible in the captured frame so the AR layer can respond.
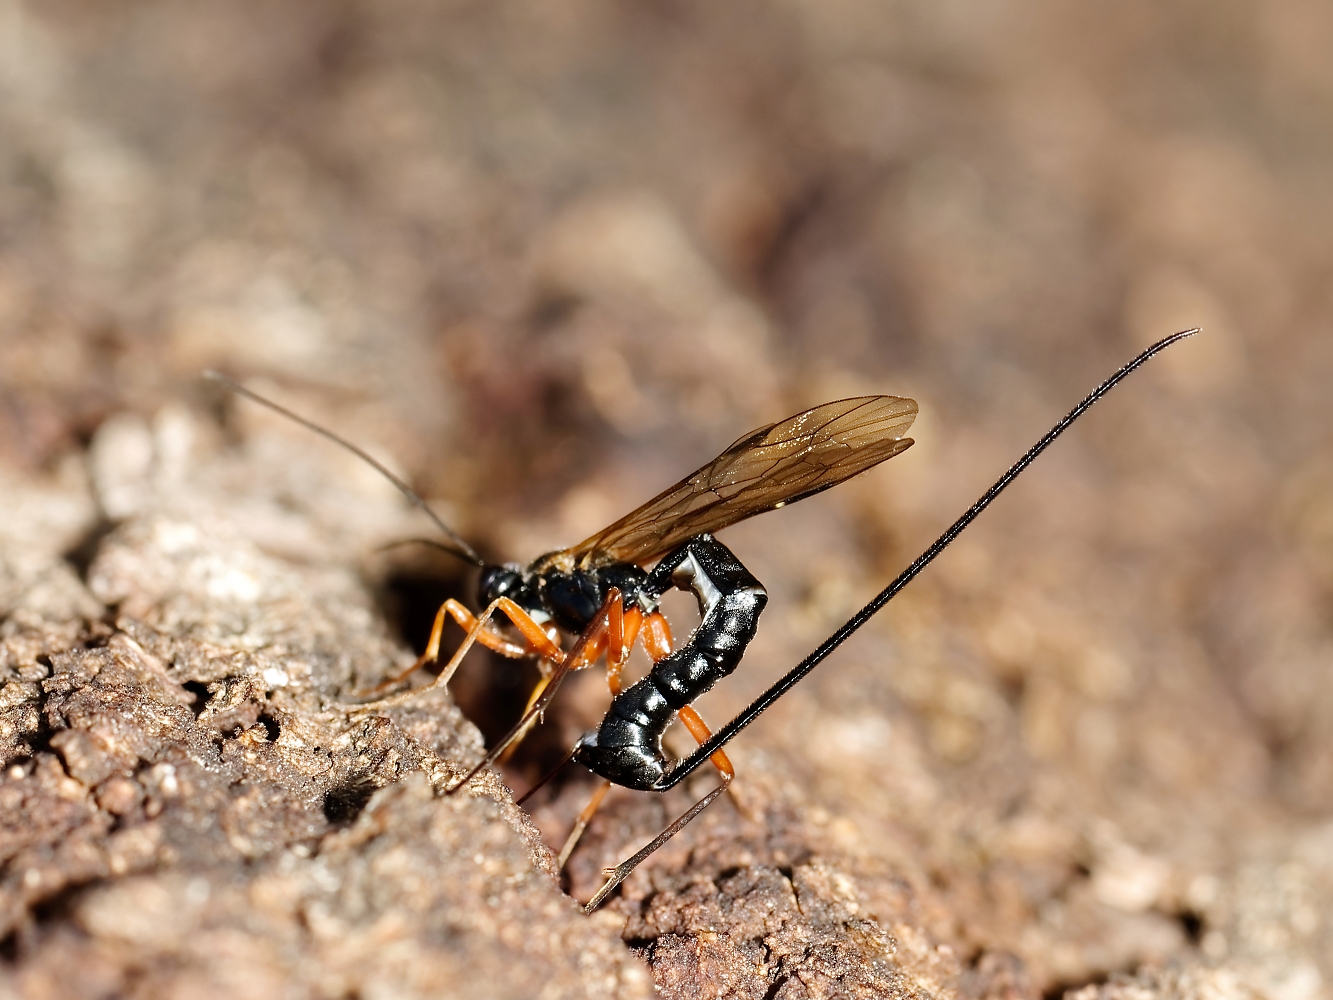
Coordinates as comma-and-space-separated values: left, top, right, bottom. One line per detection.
496, 603, 627, 765
446, 588, 627, 791
555, 607, 663, 867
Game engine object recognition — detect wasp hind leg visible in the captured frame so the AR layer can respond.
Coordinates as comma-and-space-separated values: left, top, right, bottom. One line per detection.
558, 610, 737, 910
581, 701, 734, 913
550, 604, 649, 867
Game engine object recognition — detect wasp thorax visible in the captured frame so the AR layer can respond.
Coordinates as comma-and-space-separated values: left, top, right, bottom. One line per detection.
540, 571, 606, 633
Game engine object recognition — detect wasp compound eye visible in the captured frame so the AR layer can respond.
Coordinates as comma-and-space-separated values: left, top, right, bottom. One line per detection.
477, 565, 524, 606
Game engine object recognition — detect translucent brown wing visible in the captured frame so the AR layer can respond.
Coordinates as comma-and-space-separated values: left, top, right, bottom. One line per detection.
571, 395, 917, 567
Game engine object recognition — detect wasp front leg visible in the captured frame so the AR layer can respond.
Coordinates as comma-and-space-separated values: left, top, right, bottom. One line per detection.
357, 596, 564, 708
358, 599, 544, 697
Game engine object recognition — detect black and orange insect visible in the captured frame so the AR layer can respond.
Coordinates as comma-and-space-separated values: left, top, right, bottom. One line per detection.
207, 328, 1196, 912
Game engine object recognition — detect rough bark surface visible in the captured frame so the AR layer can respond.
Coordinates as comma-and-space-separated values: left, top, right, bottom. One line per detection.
2, 1, 1332, 998
0, 459, 651, 998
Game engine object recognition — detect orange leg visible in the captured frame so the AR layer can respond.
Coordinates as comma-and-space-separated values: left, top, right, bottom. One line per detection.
456, 598, 563, 661
358, 596, 565, 709
425, 597, 562, 679
448, 589, 625, 791
496, 603, 608, 765
568, 625, 609, 672
641, 612, 673, 663
499, 592, 629, 766
437, 600, 536, 658
676, 705, 734, 779
361, 597, 563, 697
606, 605, 642, 696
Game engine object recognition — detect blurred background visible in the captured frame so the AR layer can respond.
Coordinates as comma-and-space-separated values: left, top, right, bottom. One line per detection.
2, 0, 1331, 995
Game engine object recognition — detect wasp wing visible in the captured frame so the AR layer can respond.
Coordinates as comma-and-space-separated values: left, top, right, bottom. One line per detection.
572, 395, 917, 566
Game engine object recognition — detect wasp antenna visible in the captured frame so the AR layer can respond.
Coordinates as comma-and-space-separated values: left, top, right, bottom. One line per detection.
203, 371, 485, 567
376, 536, 486, 566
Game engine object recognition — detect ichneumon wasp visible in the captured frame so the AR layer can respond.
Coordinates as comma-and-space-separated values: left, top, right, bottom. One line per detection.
207, 328, 1197, 911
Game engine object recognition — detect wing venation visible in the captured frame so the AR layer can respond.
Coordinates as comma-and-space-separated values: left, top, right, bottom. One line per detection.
572, 395, 917, 566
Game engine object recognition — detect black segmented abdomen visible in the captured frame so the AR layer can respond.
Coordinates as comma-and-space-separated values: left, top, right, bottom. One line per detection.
571, 534, 767, 790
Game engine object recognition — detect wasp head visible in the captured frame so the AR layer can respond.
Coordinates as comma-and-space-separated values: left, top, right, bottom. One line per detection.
477, 564, 525, 608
